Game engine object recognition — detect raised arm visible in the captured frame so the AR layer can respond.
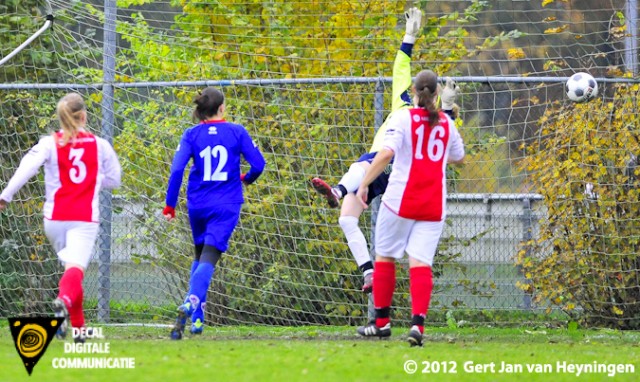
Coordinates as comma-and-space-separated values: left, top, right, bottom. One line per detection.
369, 7, 422, 154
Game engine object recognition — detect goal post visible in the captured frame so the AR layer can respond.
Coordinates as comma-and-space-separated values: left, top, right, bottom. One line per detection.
1, 0, 639, 329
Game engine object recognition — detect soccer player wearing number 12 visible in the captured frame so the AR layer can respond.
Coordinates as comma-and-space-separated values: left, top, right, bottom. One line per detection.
163, 87, 265, 340
0, 92, 122, 342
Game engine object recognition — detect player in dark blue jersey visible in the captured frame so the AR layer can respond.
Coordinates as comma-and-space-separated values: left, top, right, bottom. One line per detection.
163, 87, 265, 339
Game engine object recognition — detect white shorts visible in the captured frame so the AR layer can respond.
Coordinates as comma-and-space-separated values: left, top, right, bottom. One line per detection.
374, 203, 444, 266
44, 220, 99, 269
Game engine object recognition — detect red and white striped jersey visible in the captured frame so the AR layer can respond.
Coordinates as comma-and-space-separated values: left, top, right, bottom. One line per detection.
380, 108, 464, 221
0, 130, 121, 222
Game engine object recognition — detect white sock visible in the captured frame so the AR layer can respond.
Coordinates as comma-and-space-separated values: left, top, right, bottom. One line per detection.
338, 162, 366, 194
338, 216, 370, 267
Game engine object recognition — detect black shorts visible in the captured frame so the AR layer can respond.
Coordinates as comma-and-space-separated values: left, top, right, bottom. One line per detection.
356, 152, 392, 204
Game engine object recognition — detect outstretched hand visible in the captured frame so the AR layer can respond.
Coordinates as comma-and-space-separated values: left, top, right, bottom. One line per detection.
0, 199, 6, 212
440, 77, 459, 111
404, 7, 422, 39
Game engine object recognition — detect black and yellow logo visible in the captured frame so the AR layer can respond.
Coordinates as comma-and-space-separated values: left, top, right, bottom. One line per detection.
8, 317, 62, 375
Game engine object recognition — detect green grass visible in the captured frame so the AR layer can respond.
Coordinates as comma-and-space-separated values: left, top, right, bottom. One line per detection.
1, 325, 639, 382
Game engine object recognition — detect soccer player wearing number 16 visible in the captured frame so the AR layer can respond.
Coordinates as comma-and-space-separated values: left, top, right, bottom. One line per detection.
163, 87, 265, 340
356, 70, 465, 347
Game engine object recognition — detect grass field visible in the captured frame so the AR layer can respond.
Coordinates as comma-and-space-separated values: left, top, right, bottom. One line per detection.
1, 325, 639, 382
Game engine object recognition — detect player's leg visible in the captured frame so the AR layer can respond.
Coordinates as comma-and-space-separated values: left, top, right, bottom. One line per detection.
311, 155, 373, 208
189, 245, 221, 334
45, 220, 98, 341
184, 204, 240, 335
405, 220, 444, 347
44, 220, 70, 339
185, 244, 203, 314
357, 204, 411, 338
171, 214, 207, 339
338, 194, 373, 293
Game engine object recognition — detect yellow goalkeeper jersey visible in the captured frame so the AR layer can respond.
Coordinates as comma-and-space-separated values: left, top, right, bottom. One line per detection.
369, 49, 412, 153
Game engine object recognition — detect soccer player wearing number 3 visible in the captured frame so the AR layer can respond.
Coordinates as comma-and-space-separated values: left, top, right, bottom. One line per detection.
355, 70, 465, 347
163, 87, 265, 340
0, 93, 122, 342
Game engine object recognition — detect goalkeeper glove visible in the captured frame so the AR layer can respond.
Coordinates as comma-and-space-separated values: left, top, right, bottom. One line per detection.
440, 77, 459, 111
163, 206, 175, 220
404, 7, 422, 44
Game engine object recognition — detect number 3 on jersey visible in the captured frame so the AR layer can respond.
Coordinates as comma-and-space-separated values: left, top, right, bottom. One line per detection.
200, 145, 228, 181
69, 148, 87, 184
414, 124, 445, 161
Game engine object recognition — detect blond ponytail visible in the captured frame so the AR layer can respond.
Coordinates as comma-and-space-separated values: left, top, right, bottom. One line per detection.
56, 93, 86, 146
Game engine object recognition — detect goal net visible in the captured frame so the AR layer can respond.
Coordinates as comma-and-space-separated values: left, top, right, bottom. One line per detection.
1, 0, 638, 329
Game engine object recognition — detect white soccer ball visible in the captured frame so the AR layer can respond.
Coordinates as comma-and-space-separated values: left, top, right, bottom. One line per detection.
566, 72, 598, 103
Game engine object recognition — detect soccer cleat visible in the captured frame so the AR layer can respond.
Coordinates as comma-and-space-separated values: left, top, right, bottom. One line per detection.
73, 327, 94, 344
190, 318, 204, 335
74, 330, 86, 344
53, 298, 69, 340
311, 177, 340, 208
170, 303, 193, 340
407, 325, 423, 347
362, 272, 373, 294
357, 322, 391, 338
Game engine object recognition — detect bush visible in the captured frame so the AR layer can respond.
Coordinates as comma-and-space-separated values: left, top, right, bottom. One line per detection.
518, 82, 640, 329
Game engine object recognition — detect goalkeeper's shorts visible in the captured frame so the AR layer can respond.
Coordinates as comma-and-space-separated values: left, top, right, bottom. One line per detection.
356, 152, 392, 204
188, 203, 242, 252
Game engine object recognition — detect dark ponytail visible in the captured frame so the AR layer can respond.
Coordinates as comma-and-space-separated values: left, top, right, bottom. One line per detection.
414, 70, 439, 127
193, 87, 224, 121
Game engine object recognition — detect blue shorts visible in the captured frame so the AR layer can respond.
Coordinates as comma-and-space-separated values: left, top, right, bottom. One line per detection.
356, 152, 392, 204
188, 203, 242, 252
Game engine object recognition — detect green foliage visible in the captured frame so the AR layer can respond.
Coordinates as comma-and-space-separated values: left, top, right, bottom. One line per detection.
0, 208, 59, 316
105, 0, 520, 325
518, 82, 640, 329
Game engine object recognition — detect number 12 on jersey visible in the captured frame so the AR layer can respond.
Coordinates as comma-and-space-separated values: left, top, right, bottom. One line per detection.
200, 145, 228, 181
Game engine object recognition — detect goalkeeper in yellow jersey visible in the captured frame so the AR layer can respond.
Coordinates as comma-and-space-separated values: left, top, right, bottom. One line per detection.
311, 7, 460, 293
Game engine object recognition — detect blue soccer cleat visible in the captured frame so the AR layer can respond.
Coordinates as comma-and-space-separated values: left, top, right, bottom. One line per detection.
190, 300, 206, 335
190, 318, 204, 335
170, 302, 193, 340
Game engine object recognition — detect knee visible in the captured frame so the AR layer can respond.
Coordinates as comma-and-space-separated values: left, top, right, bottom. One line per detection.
338, 216, 359, 232
349, 162, 367, 176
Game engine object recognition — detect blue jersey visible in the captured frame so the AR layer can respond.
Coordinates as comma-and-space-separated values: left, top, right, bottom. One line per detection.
165, 119, 265, 209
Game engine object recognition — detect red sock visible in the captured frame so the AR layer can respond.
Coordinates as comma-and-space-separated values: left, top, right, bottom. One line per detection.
373, 261, 395, 328
410, 266, 433, 334
58, 267, 84, 326
68, 289, 85, 328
